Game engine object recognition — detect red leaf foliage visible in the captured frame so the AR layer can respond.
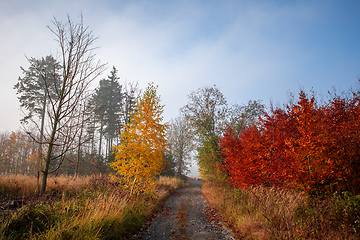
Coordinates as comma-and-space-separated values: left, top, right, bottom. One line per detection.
220, 91, 360, 193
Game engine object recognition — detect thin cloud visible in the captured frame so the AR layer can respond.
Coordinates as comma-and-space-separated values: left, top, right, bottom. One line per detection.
0, 0, 359, 132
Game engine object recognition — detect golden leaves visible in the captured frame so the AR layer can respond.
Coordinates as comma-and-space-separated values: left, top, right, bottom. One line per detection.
110, 83, 167, 195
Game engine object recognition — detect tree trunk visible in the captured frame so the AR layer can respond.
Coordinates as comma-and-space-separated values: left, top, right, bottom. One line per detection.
75, 124, 84, 179
108, 137, 113, 159
178, 151, 183, 178
91, 120, 95, 153
39, 90, 47, 151
41, 126, 57, 194
74, 104, 86, 179
40, 79, 64, 194
75, 143, 81, 179
99, 122, 103, 156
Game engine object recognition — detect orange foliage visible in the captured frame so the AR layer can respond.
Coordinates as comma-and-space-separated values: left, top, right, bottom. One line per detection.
220, 91, 360, 194
109, 83, 167, 195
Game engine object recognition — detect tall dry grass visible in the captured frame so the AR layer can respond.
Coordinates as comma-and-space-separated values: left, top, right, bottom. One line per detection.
202, 182, 306, 239
154, 176, 187, 205
202, 182, 360, 239
0, 174, 185, 239
247, 187, 306, 237
0, 174, 93, 198
41, 191, 129, 239
157, 176, 187, 190
0, 174, 40, 198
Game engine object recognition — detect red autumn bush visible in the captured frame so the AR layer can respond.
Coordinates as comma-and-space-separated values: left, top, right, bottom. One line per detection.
220, 91, 360, 194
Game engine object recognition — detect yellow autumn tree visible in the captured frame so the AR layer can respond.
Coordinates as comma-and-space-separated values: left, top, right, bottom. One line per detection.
110, 83, 167, 195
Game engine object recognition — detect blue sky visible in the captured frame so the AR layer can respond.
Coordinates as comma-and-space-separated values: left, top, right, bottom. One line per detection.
1, 0, 360, 133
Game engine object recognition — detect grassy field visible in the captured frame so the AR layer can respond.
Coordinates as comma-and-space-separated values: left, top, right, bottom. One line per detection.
202, 182, 360, 239
0, 174, 185, 239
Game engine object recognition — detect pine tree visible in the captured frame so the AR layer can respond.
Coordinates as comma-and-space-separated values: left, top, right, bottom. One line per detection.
14, 56, 61, 152
14, 55, 61, 124
94, 66, 123, 158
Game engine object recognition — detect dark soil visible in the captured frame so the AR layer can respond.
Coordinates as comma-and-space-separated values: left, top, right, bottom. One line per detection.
130, 180, 235, 240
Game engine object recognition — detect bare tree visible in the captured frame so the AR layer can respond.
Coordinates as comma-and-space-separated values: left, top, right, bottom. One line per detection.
228, 99, 265, 134
38, 14, 106, 193
167, 115, 194, 177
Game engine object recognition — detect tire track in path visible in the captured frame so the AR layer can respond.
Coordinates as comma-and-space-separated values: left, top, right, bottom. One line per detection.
130, 180, 235, 240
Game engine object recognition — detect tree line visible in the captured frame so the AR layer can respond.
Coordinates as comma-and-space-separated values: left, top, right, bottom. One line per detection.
3, 13, 358, 196
4, 15, 138, 193
2, 14, 198, 194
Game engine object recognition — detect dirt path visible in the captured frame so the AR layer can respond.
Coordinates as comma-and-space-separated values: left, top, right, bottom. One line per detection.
130, 180, 235, 240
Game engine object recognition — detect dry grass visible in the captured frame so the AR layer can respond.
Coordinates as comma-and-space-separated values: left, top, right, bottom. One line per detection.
202, 182, 360, 239
155, 176, 187, 200
0, 174, 39, 198
0, 174, 93, 199
0, 174, 184, 199
0, 174, 185, 239
202, 182, 306, 239
41, 191, 129, 239
46, 175, 92, 193
249, 186, 306, 237
158, 176, 186, 189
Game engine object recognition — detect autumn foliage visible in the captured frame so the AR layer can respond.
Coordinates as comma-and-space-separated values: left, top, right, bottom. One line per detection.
110, 83, 167, 195
220, 91, 360, 193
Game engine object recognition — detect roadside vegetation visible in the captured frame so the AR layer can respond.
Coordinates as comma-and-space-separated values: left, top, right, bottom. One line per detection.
202, 179, 360, 239
3, 11, 360, 240
180, 83, 360, 239
0, 174, 185, 239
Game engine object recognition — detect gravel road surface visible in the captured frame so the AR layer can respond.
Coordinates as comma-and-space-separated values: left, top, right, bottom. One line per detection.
130, 180, 235, 240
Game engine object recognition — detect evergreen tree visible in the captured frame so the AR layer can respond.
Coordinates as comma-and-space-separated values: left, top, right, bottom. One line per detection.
14, 56, 61, 150
14, 55, 61, 124
94, 66, 123, 158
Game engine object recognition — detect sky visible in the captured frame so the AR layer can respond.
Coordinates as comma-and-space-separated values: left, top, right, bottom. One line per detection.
1, 0, 360, 176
